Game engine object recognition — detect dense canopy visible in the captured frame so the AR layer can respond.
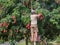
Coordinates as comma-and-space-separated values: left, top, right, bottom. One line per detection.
0, 0, 60, 41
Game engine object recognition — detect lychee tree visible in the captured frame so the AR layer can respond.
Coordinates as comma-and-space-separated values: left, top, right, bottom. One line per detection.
0, 0, 60, 42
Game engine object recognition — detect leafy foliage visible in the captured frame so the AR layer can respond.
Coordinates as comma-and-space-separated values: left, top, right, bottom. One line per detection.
0, 0, 60, 41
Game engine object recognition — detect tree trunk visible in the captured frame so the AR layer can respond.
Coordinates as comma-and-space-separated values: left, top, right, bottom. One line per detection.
26, 37, 28, 45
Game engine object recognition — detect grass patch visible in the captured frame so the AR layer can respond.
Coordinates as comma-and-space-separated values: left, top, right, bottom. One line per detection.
0, 39, 4, 44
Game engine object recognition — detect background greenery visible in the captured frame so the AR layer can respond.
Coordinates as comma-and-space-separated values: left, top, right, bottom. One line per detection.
0, 0, 60, 42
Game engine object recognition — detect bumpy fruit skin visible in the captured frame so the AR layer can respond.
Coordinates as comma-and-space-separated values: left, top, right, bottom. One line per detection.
3, 21, 7, 26
12, 16, 16, 24
2, 21, 9, 28
14, 19, 16, 23
3, 30, 7, 33
26, 23, 31, 30
12, 16, 16, 19
6, 23, 9, 28
38, 13, 44, 20
0, 23, 3, 27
